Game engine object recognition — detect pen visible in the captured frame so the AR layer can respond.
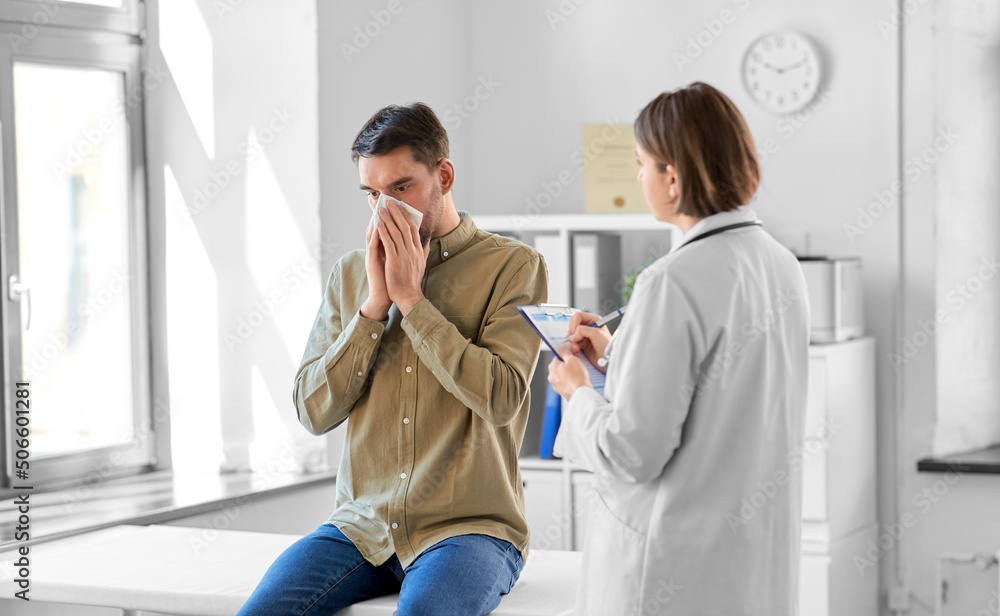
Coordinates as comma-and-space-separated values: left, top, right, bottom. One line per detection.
591, 305, 628, 328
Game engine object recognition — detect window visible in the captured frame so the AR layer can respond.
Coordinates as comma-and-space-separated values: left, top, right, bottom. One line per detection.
928, 1, 1000, 457
3, 0, 141, 34
0, 0, 153, 488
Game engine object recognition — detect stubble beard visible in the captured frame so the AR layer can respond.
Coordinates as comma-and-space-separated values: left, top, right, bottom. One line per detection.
418, 183, 444, 247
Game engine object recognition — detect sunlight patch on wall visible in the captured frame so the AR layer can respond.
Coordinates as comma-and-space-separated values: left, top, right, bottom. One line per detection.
165, 163, 223, 472
244, 136, 322, 364
159, 0, 215, 158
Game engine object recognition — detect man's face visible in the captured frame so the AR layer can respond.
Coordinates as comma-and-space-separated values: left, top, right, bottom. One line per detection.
359, 146, 443, 246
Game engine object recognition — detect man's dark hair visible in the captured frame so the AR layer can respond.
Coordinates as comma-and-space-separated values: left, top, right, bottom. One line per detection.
351, 103, 449, 171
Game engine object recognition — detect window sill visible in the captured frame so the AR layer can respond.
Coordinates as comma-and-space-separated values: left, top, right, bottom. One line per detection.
917, 444, 1000, 474
0, 468, 337, 553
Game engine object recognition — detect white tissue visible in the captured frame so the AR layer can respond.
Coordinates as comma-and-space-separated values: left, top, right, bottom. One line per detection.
373, 193, 424, 230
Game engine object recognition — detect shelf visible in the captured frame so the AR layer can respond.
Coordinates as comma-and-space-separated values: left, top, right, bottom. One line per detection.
917, 444, 1000, 474
474, 212, 682, 306
518, 454, 594, 474
518, 455, 565, 471
0, 469, 338, 552
473, 212, 679, 233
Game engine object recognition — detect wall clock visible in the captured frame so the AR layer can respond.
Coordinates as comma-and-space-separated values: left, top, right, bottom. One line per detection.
742, 31, 823, 114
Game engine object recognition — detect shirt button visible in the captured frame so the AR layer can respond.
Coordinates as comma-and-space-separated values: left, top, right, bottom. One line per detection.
391, 522, 398, 529
443, 251, 449, 257
357, 371, 363, 377
405, 366, 412, 373
403, 418, 410, 425
400, 472, 407, 479
371, 333, 378, 339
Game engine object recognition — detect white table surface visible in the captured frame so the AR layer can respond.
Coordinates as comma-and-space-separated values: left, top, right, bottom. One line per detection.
0, 524, 579, 615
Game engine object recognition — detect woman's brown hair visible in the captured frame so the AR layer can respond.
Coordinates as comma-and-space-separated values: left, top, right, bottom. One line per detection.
634, 82, 760, 218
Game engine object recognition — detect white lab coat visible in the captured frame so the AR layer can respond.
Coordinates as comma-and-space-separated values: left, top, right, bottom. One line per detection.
554, 207, 810, 616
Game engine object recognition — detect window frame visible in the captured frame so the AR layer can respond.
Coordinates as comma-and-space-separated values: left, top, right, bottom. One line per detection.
0, 0, 143, 36
0, 19, 156, 490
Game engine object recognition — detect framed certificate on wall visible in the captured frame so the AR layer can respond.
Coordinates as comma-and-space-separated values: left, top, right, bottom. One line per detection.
581, 123, 647, 214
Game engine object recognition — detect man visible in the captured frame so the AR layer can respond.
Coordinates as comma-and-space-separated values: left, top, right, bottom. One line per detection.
238, 103, 547, 616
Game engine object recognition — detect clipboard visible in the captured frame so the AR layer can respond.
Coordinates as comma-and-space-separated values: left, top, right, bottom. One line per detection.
515, 304, 578, 359
516, 303, 606, 394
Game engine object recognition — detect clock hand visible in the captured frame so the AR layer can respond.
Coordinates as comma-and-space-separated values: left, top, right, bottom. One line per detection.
779, 59, 808, 73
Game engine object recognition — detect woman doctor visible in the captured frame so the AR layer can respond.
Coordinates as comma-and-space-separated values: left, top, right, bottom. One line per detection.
547, 82, 810, 616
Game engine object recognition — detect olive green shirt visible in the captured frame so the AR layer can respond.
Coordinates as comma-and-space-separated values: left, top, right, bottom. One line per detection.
293, 211, 547, 569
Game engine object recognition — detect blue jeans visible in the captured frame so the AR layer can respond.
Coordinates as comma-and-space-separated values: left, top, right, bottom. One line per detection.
237, 523, 523, 616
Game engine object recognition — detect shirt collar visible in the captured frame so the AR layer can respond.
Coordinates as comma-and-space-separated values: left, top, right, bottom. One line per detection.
671, 206, 759, 252
428, 210, 477, 266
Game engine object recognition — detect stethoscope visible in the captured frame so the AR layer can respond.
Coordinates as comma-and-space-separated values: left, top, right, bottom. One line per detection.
596, 219, 763, 368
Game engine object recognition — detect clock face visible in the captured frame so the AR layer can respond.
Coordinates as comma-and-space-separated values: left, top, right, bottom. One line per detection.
742, 32, 822, 114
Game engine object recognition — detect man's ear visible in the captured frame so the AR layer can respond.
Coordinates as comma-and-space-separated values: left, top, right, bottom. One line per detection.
438, 158, 456, 195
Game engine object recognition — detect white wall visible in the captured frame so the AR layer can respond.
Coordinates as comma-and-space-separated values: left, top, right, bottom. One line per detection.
316, 0, 471, 278
145, 0, 327, 475
162, 483, 339, 536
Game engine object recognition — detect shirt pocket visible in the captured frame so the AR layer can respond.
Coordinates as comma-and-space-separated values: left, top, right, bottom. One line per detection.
442, 313, 484, 343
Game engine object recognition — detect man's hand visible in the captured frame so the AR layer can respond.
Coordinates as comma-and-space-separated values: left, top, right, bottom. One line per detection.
360, 216, 391, 321
547, 350, 592, 398
378, 202, 430, 315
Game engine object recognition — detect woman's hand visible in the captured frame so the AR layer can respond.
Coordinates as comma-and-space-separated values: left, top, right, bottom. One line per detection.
567, 311, 612, 371
547, 352, 592, 399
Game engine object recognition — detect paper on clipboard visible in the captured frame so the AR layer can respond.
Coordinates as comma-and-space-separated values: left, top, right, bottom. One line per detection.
516, 304, 606, 395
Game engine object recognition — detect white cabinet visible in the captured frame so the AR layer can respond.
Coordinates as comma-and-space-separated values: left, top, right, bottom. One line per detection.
802, 338, 878, 533
803, 524, 880, 616
521, 467, 569, 551
519, 337, 877, 615
799, 337, 878, 616
801, 545, 833, 616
